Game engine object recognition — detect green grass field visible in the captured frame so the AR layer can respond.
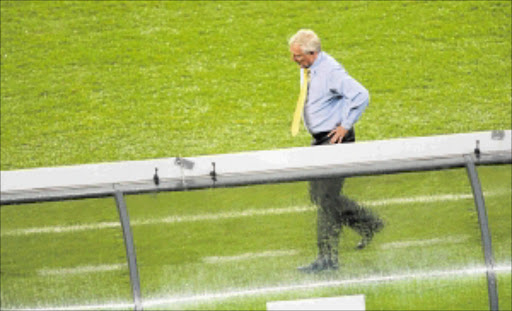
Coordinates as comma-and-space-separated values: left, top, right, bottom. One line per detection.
1, 1, 511, 310
1, 1, 511, 170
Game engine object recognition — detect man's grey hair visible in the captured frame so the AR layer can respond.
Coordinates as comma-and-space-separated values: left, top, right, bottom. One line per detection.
288, 29, 321, 54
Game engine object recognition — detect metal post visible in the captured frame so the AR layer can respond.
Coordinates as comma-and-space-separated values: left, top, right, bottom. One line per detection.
114, 191, 143, 311
464, 155, 499, 311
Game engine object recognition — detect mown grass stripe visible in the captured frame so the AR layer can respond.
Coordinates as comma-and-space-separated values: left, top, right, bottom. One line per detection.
11, 264, 511, 311
1, 191, 506, 237
27, 234, 477, 280
27, 234, 499, 276
143, 265, 512, 308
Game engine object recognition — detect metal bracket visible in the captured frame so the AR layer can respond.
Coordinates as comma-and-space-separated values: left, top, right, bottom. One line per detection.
474, 140, 481, 160
174, 157, 195, 170
210, 162, 217, 185
153, 168, 159, 186
491, 130, 505, 140
174, 157, 195, 189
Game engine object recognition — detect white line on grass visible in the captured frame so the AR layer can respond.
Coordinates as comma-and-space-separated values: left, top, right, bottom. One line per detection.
380, 235, 471, 250
203, 250, 299, 264
31, 234, 474, 276
364, 193, 474, 207
38, 264, 125, 276
0, 206, 312, 236
137, 205, 312, 226
10, 264, 511, 311
3, 222, 121, 235
1, 190, 506, 237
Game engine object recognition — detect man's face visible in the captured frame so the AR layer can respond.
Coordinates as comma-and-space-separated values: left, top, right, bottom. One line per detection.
290, 43, 317, 68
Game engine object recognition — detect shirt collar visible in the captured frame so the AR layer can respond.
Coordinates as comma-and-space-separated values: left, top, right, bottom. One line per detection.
308, 51, 324, 73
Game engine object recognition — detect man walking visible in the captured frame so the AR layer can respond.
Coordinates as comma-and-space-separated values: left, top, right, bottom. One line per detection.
289, 29, 384, 273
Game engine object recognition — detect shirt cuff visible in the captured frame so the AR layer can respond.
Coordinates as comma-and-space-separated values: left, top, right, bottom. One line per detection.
341, 121, 353, 130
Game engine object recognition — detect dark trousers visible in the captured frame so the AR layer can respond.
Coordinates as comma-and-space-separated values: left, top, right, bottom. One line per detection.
309, 129, 380, 262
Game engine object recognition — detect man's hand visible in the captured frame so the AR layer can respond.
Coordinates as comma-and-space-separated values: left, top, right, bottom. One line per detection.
328, 126, 348, 144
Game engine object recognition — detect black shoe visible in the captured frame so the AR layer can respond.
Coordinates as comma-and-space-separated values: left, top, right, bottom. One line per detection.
356, 219, 384, 250
297, 257, 338, 273
355, 235, 372, 250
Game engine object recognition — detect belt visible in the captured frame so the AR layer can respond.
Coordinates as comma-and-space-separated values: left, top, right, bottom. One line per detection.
312, 131, 331, 141
311, 128, 356, 145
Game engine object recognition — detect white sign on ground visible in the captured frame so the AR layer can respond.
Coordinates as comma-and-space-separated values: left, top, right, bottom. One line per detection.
266, 294, 365, 311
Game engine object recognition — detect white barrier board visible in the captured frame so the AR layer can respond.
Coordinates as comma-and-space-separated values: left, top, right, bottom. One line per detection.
2, 131, 510, 192
267, 294, 365, 311
1, 131, 510, 203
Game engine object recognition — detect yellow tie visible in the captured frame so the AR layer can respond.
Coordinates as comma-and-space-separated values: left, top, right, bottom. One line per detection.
291, 68, 310, 136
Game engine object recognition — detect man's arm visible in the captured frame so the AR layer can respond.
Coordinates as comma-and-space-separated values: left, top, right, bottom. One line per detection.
328, 69, 369, 143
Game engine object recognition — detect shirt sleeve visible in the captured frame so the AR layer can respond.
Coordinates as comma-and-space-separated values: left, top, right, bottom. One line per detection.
341, 96, 369, 130
327, 69, 370, 129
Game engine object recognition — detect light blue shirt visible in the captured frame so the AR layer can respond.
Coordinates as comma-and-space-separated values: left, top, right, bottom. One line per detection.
301, 51, 369, 134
